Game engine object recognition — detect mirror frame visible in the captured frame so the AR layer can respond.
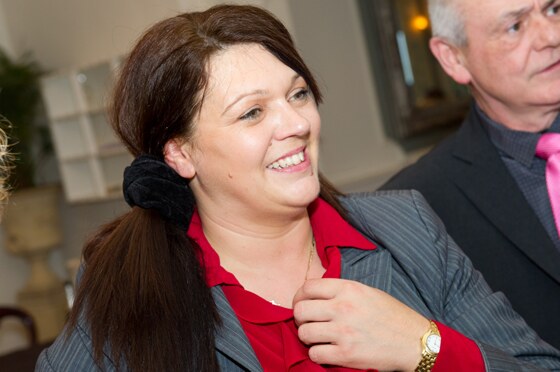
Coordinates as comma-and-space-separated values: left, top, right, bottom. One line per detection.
357, 0, 469, 140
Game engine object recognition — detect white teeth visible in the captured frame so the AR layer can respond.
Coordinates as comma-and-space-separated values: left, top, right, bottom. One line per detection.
285, 156, 294, 166
267, 151, 305, 170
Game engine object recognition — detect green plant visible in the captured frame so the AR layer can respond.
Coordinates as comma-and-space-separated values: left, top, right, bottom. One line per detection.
0, 48, 52, 189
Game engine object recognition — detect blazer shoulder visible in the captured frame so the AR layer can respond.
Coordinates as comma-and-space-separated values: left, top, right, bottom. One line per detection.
341, 190, 443, 230
381, 133, 460, 190
381, 111, 491, 193
340, 190, 450, 263
36, 312, 119, 371
340, 190, 459, 315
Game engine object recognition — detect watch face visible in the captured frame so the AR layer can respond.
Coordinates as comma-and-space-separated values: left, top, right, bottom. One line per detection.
426, 334, 441, 353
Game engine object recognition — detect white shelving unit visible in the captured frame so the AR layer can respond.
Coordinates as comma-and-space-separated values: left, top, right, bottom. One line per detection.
41, 58, 132, 202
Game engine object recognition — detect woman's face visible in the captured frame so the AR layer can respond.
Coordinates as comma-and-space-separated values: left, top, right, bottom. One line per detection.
180, 43, 321, 222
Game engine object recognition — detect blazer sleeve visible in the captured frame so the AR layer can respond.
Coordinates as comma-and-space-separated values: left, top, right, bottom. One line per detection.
35, 269, 120, 372
343, 190, 560, 371
35, 318, 118, 372
412, 191, 559, 371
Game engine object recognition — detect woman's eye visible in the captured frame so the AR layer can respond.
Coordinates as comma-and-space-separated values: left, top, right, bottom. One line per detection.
239, 108, 262, 121
291, 88, 310, 102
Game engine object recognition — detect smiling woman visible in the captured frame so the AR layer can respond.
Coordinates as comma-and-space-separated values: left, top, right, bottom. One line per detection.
35, 4, 560, 372
168, 44, 321, 224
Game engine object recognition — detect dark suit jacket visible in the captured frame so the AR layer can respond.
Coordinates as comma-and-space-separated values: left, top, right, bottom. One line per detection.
36, 192, 560, 371
381, 108, 560, 349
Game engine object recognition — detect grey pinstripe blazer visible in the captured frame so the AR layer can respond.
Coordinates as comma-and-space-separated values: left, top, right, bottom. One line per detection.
36, 191, 560, 371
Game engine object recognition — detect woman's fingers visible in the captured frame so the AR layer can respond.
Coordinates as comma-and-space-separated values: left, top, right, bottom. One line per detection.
292, 278, 429, 371
293, 278, 339, 303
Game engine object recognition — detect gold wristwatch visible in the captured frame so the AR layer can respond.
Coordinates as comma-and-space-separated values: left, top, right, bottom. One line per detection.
415, 320, 441, 372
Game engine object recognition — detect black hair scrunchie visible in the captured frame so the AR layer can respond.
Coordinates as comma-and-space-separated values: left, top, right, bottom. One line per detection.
123, 154, 195, 231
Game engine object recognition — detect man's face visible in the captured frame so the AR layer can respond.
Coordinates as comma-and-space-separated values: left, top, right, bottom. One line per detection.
444, 0, 560, 130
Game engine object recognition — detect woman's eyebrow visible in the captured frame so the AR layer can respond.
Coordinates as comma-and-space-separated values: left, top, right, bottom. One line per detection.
222, 89, 268, 116
221, 73, 303, 116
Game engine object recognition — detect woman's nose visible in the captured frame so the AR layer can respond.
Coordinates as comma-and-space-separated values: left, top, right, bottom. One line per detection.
273, 103, 310, 140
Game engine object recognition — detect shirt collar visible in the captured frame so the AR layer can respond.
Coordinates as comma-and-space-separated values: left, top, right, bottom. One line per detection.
475, 104, 560, 167
308, 197, 376, 252
187, 197, 376, 288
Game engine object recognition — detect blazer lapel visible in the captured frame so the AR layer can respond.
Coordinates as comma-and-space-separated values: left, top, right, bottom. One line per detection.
211, 286, 263, 372
340, 247, 393, 292
449, 110, 560, 283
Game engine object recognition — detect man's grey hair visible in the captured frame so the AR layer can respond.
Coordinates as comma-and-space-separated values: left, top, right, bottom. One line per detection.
428, 0, 467, 46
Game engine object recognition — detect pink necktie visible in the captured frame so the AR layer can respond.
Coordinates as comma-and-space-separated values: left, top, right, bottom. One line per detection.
536, 133, 560, 238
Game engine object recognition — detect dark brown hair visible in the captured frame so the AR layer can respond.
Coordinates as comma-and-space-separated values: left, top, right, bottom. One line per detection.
68, 4, 346, 372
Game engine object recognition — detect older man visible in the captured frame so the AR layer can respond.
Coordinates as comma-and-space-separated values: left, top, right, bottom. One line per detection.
381, 0, 560, 349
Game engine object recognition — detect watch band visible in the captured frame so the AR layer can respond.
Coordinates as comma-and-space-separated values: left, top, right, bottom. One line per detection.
415, 351, 438, 372
415, 320, 441, 372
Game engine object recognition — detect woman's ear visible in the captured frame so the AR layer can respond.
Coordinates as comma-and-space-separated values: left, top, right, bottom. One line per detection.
429, 37, 472, 85
164, 139, 196, 179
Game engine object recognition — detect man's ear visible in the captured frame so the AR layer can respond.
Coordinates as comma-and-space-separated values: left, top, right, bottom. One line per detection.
429, 37, 472, 85
164, 139, 196, 179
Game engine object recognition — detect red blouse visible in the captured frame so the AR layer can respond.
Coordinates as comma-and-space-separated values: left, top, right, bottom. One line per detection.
188, 198, 484, 371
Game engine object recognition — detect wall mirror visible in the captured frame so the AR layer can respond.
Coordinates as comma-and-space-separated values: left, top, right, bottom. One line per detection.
358, 0, 469, 142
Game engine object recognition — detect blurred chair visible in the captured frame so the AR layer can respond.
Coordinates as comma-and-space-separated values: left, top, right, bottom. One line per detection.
0, 306, 38, 346
0, 306, 49, 372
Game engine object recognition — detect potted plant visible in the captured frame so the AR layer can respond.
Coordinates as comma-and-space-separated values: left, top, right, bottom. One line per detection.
0, 47, 67, 342
0, 48, 52, 189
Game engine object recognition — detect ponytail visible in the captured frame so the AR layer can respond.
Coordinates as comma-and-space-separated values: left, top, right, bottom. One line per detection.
67, 157, 220, 371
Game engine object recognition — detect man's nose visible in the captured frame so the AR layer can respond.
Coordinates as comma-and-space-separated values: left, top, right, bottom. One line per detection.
534, 15, 560, 50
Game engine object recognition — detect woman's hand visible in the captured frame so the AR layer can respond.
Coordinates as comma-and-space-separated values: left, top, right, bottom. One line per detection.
292, 278, 430, 371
